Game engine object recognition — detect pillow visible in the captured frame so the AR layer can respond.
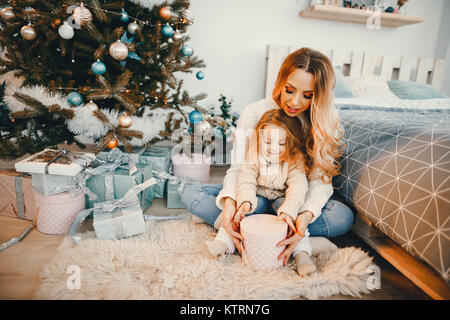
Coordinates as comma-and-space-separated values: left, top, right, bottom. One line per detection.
387, 80, 448, 100
334, 67, 354, 98
349, 77, 399, 100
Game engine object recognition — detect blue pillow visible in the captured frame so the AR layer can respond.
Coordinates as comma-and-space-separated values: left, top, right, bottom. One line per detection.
334, 66, 354, 98
387, 80, 448, 99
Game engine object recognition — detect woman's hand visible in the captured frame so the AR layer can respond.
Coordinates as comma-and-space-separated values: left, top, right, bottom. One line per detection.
221, 197, 244, 253
233, 201, 251, 229
276, 211, 314, 266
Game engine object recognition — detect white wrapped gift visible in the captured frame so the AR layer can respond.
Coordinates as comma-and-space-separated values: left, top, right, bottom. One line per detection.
15, 148, 95, 176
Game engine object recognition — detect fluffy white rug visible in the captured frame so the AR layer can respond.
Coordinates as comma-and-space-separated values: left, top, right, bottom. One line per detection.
36, 216, 377, 300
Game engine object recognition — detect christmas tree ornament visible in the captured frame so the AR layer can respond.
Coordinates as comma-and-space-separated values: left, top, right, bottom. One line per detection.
159, 6, 172, 20
196, 71, 205, 80
84, 100, 98, 111
127, 21, 139, 35
188, 110, 203, 124
73, 3, 92, 27
231, 111, 240, 119
67, 91, 83, 107
0, 7, 15, 22
172, 30, 182, 41
58, 21, 74, 39
106, 136, 118, 149
161, 24, 174, 37
120, 9, 129, 22
118, 113, 132, 128
109, 40, 128, 61
181, 45, 193, 57
180, 9, 194, 24
20, 24, 37, 40
91, 59, 106, 75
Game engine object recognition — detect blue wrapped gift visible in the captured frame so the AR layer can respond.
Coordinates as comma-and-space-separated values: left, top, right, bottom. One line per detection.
166, 180, 185, 209
69, 178, 157, 241
122, 145, 173, 199
85, 162, 154, 212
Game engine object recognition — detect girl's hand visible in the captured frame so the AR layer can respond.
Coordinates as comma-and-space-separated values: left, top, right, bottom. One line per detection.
233, 201, 251, 229
221, 197, 244, 253
296, 211, 314, 238
277, 213, 296, 238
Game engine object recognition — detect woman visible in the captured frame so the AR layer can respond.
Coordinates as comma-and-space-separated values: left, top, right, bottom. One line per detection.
181, 47, 354, 268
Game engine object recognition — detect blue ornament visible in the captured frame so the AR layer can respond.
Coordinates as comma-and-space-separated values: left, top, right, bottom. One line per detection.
67, 92, 83, 107
91, 60, 106, 75
384, 6, 394, 13
161, 24, 174, 37
188, 110, 203, 124
181, 45, 193, 57
196, 71, 205, 80
231, 112, 240, 119
120, 9, 129, 22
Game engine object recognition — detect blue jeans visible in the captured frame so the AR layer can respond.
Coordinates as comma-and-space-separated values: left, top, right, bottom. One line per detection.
181, 183, 354, 238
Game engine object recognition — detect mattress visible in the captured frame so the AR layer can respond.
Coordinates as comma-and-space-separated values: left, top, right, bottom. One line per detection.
333, 98, 450, 284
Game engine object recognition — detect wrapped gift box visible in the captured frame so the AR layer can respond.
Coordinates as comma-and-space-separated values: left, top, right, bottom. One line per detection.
34, 189, 85, 235
85, 163, 154, 212
166, 180, 185, 209
31, 173, 80, 196
138, 146, 172, 198
15, 148, 95, 176
93, 203, 146, 240
69, 177, 157, 241
0, 170, 37, 220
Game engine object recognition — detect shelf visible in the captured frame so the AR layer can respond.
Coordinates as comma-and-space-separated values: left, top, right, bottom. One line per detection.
299, 4, 424, 28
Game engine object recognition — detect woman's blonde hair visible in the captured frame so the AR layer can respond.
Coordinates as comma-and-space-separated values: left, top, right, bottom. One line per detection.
272, 47, 345, 182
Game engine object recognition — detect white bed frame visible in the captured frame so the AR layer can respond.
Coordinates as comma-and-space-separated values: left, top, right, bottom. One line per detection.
265, 44, 446, 99
265, 44, 450, 300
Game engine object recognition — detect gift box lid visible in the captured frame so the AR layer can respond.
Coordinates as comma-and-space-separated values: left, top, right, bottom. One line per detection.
240, 214, 287, 244
15, 149, 95, 176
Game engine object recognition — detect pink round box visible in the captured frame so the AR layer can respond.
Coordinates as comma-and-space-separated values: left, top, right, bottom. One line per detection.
240, 214, 288, 271
33, 190, 85, 235
172, 153, 211, 183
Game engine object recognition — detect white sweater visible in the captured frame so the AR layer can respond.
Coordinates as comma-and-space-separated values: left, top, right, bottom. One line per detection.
215, 97, 334, 223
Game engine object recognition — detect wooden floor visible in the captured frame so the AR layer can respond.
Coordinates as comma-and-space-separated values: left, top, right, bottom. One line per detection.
0, 165, 431, 300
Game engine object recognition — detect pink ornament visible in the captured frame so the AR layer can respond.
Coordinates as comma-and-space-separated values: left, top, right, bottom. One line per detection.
240, 214, 288, 271
34, 190, 85, 234
394, 8, 398, 13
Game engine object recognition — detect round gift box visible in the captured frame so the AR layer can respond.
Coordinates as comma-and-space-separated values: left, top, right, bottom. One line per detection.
34, 190, 85, 235
240, 214, 288, 271
172, 153, 211, 183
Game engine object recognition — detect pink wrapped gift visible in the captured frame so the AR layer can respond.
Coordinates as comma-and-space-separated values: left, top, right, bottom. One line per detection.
0, 170, 37, 220
172, 153, 210, 183
34, 190, 85, 235
240, 214, 288, 271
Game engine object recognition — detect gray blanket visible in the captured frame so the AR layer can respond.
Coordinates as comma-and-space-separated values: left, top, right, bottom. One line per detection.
334, 103, 449, 284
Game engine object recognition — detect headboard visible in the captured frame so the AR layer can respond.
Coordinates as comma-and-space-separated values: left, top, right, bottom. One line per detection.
264, 44, 446, 98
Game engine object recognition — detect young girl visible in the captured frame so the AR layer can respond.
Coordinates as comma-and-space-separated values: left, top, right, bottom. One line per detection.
206, 108, 320, 276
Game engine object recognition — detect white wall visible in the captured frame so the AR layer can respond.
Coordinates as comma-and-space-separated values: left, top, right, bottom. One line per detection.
435, 0, 450, 95
178, 0, 448, 114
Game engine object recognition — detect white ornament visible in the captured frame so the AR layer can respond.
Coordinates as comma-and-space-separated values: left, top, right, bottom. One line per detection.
127, 21, 139, 35
84, 100, 98, 111
109, 40, 128, 61
58, 21, 74, 39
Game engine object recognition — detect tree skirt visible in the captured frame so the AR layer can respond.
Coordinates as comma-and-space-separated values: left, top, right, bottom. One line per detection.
36, 217, 377, 300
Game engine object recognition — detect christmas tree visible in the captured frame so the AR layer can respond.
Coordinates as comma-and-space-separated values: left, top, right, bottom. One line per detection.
0, 0, 206, 159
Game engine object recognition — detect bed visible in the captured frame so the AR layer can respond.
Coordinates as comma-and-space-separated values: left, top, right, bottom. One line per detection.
265, 44, 449, 299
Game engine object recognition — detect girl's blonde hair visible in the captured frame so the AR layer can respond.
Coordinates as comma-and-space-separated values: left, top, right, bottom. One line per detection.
272, 47, 345, 182
253, 109, 307, 172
